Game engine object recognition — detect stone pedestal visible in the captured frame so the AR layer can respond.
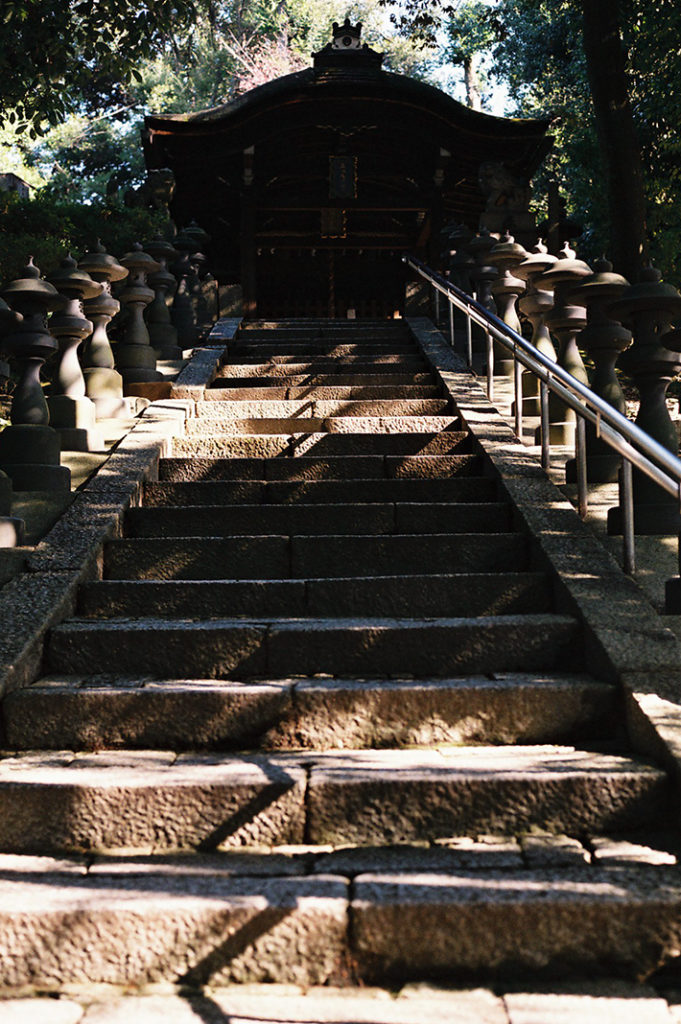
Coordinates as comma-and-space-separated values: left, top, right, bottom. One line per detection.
116, 244, 163, 387
79, 242, 130, 419
144, 235, 181, 358
468, 229, 498, 354
537, 244, 591, 445
47, 255, 104, 451
607, 267, 681, 535
0, 259, 70, 492
564, 259, 631, 483
488, 234, 528, 377
516, 241, 558, 415
0, 298, 24, 542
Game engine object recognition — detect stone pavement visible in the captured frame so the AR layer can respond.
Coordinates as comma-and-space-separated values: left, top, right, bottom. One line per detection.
3, 981, 681, 1022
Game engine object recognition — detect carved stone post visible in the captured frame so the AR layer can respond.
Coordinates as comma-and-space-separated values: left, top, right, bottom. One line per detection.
0, 259, 70, 491
565, 258, 631, 482
46, 255, 104, 451
144, 235, 181, 359
115, 244, 163, 385
468, 228, 498, 352
516, 240, 558, 415
171, 228, 201, 348
0, 299, 24, 541
607, 266, 681, 534
78, 242, 130, 419
488, 233, 527, 377
539, 244, 591, 444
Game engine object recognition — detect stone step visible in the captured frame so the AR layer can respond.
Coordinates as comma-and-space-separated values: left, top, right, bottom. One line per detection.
215, 361, 428, 377
124, 502, 513, 537
214, 372, 434, 386
47, 613, 579, 678
0, 856, 678, 987
228, 354, 425, 366
172, 435, 472, 459
102, 532, 529, 580
160, 454, 483, 479
79, 570, 550, 619
143, 476, 499, 506
228, 346, 418, 360
191, 399, 452, 418
202, 385, 443, 401
0, 746, 663, 854
4, 674, 615, 751
184, 417, 461, 437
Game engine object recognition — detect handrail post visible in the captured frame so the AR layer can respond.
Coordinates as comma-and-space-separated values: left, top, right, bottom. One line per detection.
514, 347, 523, 439
448, 298, 455, 348
485, 329, 494, 402
575, 415, 588, 518
466, 310, 473, 368
540, 379, 550, 471
434, 285, 440, 325
621, 458, 636, 574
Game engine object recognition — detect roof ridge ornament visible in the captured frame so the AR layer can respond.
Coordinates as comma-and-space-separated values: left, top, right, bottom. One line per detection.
332, 18, 363, 49
313, 18, 383, 72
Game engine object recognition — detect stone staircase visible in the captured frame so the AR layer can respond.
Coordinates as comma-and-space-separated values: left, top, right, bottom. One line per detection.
1, 317, 680, 993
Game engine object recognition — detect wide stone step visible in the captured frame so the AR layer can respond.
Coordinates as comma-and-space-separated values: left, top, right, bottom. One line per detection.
102, 532, 529, 579
202, 385, 442, 401
78, 570, 550, 619
227, 344, 417, 357
160, 453, 483, 479
215, 361, 428, 377
0, 746, 664, 854
227, 354, 425, 366
191, 398, 451, 418
124, 501, 512, 537
184, 417, 461, 437
4, 674, 615, 751
214, 372, 434, 386
172, 435, 472, 459
47, 614, 579, 678
143, 476, 499, 506
0, 857, 678, 987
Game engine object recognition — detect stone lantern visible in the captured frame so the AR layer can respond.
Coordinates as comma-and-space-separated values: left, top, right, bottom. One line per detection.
488, 232, 528, 377
539, 243, 591, 445
0, 258, 70, 491
115, 243, 163, 386
171, 227, 204, 348
47, 255, 104, 451
468, 228, 498, 353
565, 258, 631, 482
144, 235, 181, 359
78, 241, 130, 419
0, 298, 24, 541
516, 240, 558, 415
607, 265, 681, 534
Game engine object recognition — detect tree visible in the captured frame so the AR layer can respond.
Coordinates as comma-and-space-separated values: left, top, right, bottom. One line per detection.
0, 0, 197, 136
444, 1, 495, 110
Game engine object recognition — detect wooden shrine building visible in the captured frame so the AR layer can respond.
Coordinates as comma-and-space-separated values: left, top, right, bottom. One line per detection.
143, 20, 551, 318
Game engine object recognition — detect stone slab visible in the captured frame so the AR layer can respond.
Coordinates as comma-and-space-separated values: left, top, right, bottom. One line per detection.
504, 984, 674, 1023
4, 679, 294, 751
306, 746, 668, 844
352, 866, 681, 982
265, 674, 616, 750
0, 753, 307, 852
103, 535, 290, 580
47, 619, 270, 678
0, 874, 347, 987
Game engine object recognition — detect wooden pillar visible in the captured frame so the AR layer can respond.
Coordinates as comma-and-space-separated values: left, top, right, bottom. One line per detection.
240, 146, 257, 319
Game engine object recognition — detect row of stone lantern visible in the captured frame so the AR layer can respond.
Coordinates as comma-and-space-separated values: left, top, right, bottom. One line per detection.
441, 222, 681, 536
0, 221, 212, 506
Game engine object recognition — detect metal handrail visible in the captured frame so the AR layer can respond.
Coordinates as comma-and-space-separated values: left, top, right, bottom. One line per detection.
406, 254, 681, 575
